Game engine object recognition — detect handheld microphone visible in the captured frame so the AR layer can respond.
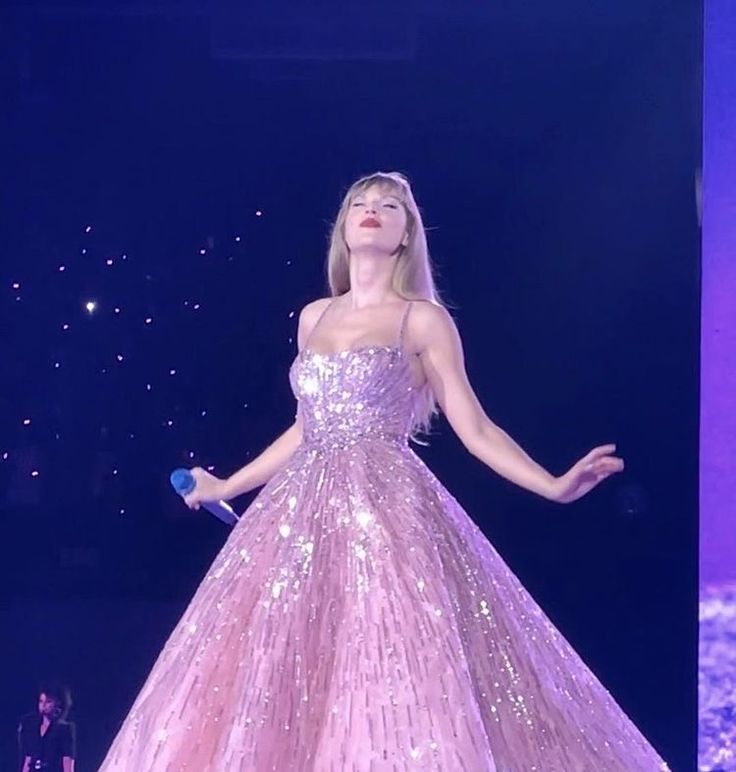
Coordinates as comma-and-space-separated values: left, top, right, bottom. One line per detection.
170, 468, 239, 526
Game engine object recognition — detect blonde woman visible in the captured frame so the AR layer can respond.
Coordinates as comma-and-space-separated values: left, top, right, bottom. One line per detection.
100, 172, 669, 770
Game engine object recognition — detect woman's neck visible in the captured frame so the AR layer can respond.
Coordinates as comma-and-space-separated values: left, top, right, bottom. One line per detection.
346, 253, 400, 309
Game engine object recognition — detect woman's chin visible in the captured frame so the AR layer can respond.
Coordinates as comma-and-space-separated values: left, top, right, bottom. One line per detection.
347, 241, 399, 259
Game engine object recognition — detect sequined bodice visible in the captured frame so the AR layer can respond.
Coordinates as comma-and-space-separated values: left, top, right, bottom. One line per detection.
289, 345, 416, 448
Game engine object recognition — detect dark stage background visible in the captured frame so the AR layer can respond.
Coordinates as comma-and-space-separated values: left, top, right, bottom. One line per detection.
0, 2, 699, 769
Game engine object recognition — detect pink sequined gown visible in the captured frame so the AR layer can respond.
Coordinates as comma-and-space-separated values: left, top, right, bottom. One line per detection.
100, 302, 669, 771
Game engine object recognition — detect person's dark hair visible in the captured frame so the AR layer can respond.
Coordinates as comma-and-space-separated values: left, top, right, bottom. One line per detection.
39, 683, 72, 721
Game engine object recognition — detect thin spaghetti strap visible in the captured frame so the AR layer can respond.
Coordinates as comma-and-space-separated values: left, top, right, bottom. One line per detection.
397, 301, 413, 352
303, 297, 336, 350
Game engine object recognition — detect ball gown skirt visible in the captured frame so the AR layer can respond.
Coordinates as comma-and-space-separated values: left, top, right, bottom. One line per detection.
99, 336, 669, 771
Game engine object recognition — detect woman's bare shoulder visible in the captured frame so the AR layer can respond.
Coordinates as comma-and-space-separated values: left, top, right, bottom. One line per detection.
299, 297, 332, 324
408, 299, 455, 330
297, 297, 334, 346
404, 300, 461, 355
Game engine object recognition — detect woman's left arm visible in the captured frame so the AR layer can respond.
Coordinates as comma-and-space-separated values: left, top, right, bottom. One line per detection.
413, 303, 624, 504
62, 722, 76, 772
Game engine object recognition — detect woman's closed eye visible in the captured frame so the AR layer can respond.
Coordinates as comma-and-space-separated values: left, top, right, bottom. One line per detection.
351, 201, 398, 209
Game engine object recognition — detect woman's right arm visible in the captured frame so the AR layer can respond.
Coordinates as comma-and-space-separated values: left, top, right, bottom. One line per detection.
22, 757, 31, 772
220, 418, 303, 499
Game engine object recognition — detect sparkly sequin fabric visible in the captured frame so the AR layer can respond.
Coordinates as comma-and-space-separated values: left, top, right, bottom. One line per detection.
100, 304, 670, 771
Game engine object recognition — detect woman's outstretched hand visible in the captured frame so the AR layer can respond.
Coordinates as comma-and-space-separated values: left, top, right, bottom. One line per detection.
549, 444, 625, 504
183, 467, 229, 510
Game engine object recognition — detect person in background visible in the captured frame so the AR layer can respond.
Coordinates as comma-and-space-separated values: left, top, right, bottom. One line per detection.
18, 684, 76, 772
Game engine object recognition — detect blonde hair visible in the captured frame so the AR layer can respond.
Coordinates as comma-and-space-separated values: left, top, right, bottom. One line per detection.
326, 171, 443, 437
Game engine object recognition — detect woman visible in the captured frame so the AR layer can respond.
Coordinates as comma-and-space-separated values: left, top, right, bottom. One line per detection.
18, 685, 76, 772
100, 172, 669, 770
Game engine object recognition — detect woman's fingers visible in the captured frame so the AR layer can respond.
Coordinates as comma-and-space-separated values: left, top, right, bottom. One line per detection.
583, 454, 624, 474
183, 493, 200, 510
586, 457, 624, 474
585, 444, 617, 462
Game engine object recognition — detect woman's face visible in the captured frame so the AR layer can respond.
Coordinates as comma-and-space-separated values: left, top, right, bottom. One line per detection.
343, 184, 408, 257
38, 693, 58, 718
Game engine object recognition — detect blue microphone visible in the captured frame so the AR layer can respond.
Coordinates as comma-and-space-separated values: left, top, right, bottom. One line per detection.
170, 468, 239, 526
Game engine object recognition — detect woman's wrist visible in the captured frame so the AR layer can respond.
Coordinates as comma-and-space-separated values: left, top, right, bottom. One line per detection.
221, 476, 236, 501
